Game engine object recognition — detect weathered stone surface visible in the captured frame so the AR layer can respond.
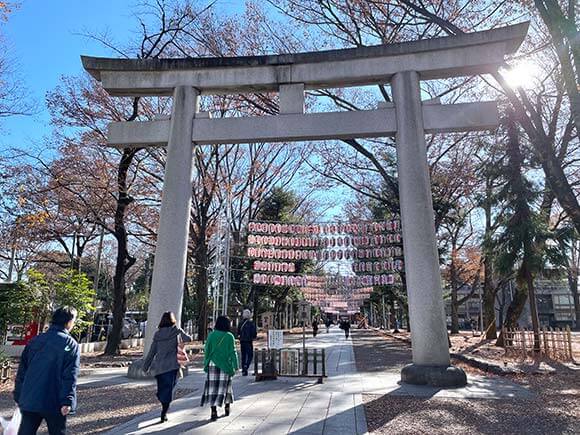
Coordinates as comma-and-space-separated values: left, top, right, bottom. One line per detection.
107, 102, 498, 147
81, 23, 528, 96
401, 363, 467, 388
144, 86, 198, 354
393, 70, 450, 367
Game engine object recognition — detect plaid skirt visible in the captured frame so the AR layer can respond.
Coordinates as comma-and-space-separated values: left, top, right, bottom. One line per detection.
200, 362, 234, 407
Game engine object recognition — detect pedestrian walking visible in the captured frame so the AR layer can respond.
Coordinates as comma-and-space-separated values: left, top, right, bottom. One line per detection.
237, 309, 257, 376
143, 311, 193, 423
14, 307, 80, 435
341, 319, 351, 339
201, 316, 238, 421
312, 318, 319, 337
325, 318, 331, 333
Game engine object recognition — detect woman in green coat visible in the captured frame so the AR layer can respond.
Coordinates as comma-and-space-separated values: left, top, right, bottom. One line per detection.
200, 315, 239, 421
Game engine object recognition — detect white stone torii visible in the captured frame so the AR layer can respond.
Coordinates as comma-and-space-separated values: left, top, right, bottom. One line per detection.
82, 22, 527, 386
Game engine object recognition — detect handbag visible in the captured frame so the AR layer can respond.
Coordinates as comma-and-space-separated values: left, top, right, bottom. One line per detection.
0, 408, 21, 435
177, 335, 189, 367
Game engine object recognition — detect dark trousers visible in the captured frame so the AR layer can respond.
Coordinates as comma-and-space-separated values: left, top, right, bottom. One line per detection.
155, 369, 179, 405
18, 411, 66, 435
240, 341, 253, 371
344, 329, 350, 339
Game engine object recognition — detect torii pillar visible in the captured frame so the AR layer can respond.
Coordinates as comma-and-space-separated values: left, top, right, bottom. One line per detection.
144, 86, 198, 353
393, 71, 465, 386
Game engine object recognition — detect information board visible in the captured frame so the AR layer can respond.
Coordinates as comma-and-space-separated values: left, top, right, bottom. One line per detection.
268, 329, 284, 349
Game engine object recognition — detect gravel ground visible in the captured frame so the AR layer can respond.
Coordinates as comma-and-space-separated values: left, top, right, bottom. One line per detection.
352, 329, 580, 435
0, 384, 195, 434
0, 331, 276, 433
0, 363, 198, 434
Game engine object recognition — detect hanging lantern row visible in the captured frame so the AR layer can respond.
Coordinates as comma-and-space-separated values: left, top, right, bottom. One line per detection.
253, 261, 296, 273
352, 259, 404, 273
303, 294, 371, 303
247, 233, 402, 248
247, 246, 403, 261
324, 274, 398, 287
252, 273, 397, 287
301, 288, 373, 297
301, 278, 377, 290
306, 296, 368, 305
301, 292, 371, 300
248, 220, 401, 235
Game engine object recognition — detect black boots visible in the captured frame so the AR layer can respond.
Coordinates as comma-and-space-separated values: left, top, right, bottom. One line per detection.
160, 403, 170, 422
210, 404, 230, 421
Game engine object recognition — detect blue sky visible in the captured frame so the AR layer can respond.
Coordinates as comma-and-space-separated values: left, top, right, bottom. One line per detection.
1, 1, 136, 150
0, 0, 243, 152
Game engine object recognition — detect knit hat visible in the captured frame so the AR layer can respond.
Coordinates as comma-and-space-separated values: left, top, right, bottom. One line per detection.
242, 309, 252, 319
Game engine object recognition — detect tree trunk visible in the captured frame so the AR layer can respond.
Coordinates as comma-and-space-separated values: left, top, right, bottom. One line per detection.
251, 285, 259, 325
568, 270, 580, 330
450, 254, 460, 334
104, 149, 137, 355
524, 264, 541, 352
482, 176, 498, 339
194, 234, 209, 342
496, 280, 528, 347
450, 286, 459, 334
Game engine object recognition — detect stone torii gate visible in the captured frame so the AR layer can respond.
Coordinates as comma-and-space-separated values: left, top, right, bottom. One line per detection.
82, 22, 527, 387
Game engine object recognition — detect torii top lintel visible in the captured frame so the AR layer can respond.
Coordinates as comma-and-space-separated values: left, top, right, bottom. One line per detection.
82, 23, 528, 97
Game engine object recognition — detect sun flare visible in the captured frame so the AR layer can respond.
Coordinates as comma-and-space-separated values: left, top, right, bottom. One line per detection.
501, 62, 541, 89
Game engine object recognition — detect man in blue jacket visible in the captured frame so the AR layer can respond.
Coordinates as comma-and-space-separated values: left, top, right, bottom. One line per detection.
237, 309, 257, 376
14, 307, 80, 435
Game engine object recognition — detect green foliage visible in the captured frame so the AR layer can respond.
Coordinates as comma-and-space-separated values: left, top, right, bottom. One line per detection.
0, 268, 97, 339
22, 269, 52, 323
0, 282, 24, 334
0, 272, 51, 337
258, 187, 300, 222
492, 112, 555, 281
127, 290, 149, 312
53, 269, 96, 334
0, 348, 8, 364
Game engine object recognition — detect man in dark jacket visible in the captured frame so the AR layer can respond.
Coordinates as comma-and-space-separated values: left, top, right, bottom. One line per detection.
237, 309, 257, 376
14, 307, 80, 435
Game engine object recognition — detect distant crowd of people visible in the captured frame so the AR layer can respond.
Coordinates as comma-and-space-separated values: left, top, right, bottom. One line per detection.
311, 317, 351, 339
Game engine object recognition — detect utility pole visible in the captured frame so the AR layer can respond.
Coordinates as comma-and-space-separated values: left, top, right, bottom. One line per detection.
382, 294, 387, 330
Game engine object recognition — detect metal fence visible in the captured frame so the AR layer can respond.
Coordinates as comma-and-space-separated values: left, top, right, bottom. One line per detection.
254, 348, 326, 383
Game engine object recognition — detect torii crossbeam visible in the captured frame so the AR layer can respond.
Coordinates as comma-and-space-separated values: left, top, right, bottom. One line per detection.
82, 22, 528, 387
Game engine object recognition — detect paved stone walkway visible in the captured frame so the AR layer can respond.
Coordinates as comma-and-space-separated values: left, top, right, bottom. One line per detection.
107, 327, 533, 434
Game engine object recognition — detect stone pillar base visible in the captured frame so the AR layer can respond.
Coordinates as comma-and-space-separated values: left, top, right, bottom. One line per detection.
401, 363, 467, 388
127, 359, 189, 380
